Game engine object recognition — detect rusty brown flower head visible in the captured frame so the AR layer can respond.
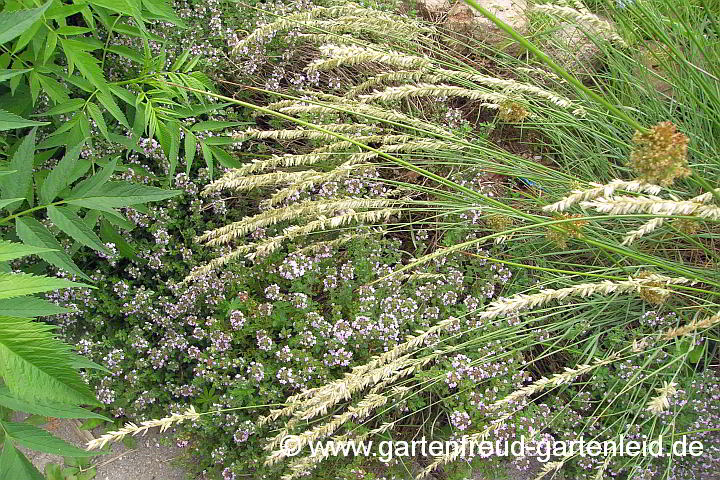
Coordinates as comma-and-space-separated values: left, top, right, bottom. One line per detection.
630, 121, 690, 186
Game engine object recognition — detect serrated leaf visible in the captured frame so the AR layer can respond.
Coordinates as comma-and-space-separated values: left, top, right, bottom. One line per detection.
16, 217, 90, 281
0, 128, 35, 211
0, 440, 45, 480
0, 386, 108, 420
36, 98, 85, 117
0, 315, 97, 405
67, 181, 181, 209
0, 240, 54, 262
0, 273, 82, 300
96, 91, 129, 129
0, 108, 47, 131
36, 74, 70, 104
60, 39, 110, 98
0, 1, 52, 45
0, 197, 25, 210
47, 206, 110, 255
70, 158, 117, 198
184, 130, 196, 175
0, 421, 101, 457
0, 296, 69, 317
0, 69, 31, 82
201, 141, 213, 180
40, 143, 87, 204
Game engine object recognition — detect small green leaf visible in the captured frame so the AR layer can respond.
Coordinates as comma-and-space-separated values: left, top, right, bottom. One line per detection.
78, 418, 106, 431
0, 128, 36, 211
0, 108, 47, 131
36, 98, 85, 117
0, 273, 82, 299
16, 217, 90, 281
47, 206, 110, 255
201, 141, 213, 180
0, 240, 54, 262
67, 181, 181, 209
0, 315, 97, 405
70, 157, 117, 198
184, 130, 196, 175
0, 69, 31, 82
40, 142, 88, 204
96, 91, 129, 129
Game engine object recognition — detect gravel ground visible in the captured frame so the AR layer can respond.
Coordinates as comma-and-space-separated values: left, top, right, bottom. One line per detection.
17, 416, 188, 480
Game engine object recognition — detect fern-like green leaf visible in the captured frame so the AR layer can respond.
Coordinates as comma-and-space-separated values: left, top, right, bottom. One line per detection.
0, 316, 98, 405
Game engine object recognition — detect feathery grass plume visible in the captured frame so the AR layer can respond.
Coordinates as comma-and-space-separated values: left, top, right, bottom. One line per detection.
543, 179, 664, 213
232, 3, 406, 53
294, 228, 386, 254
86, 406, 200, 450
296, 15, 434, 39
646, 381, 678, 414
580, 196, 720, 219
358, 83, 511, 105
622, 188, 720, 244
490, 351, 622, 408
259, 317, 459, 427
307, 44, 432, 73
236, 153, 328, 175
242, 125, 380, 141
629, 121, 690, 186
475, 274, 691, 321
198, 207, 403, 268
532, 3, 626, 45
197, 198, 402, 246
661, 311, 720, 340
265, 394, 389, 466
347, 68, 582, 112
202, 170, 319, 195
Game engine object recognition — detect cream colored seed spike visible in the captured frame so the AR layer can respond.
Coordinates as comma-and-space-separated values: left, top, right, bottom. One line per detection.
358, 83, 511, 104
543, 179, 664, 213
202, 170, 318, 195
306, 44, 432, 72
581, 196, 720, 219
196, 198, 401, 246
232, 4, 376, 53
623, 188, 720, 245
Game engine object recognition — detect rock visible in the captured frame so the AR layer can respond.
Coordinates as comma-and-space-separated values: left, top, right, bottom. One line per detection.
444, 0, 529, 53
633, 42, 673, 97
417, 0, 452, 20
546, 22, 605, 75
